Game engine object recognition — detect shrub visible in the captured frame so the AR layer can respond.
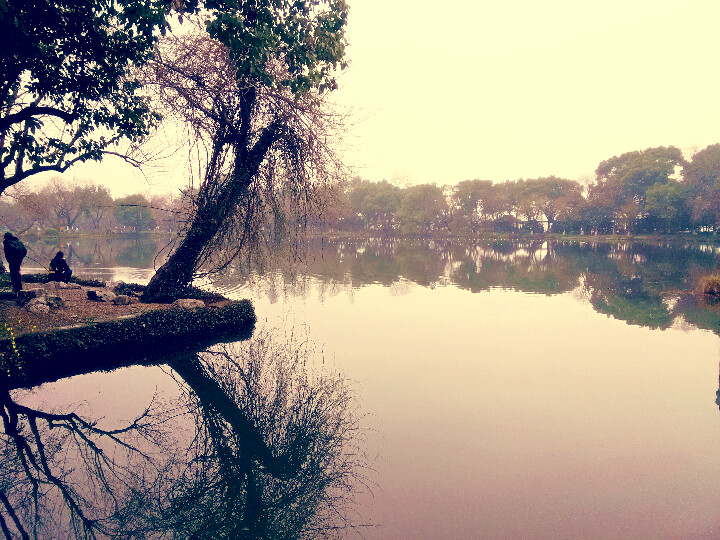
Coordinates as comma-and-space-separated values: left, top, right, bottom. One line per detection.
701, 274, 720, 300
112, 282, 146, 296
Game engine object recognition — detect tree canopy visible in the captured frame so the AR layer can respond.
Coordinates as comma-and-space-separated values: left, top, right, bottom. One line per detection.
683, 144, 720, 227
0, 0, 348, 198
592, 146, 684, 208
349, 180, 402, 231
394, 183, 448, 235
114, 193, 156, 231
0, 0, 185, 195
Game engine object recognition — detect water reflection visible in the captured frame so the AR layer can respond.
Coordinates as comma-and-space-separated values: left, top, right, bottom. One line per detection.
23, 236, 173, 274
26, 234, 720, 337
7, 236, 720, 537
20, 236, 720, 336
201, 238, 720, 537
209, 237, 720, 335
0, 331, 365, 539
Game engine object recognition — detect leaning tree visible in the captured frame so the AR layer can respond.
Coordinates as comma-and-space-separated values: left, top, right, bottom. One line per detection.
140, 1, 348, 302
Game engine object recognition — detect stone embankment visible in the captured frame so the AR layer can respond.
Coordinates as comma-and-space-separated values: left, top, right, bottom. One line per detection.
0, 281, 256, 390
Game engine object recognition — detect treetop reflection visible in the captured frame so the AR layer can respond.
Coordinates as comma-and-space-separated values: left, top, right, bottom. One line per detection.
212, 238, 720, 335
0, 329, 367, 539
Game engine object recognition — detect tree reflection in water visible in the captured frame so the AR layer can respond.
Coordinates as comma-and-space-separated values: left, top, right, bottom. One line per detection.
215, 237, 720, 333
214, 238, 720, 414
0, 330, 366, 539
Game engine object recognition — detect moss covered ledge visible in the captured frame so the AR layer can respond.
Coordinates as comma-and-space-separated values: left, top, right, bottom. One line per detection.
0, 300, 256, 390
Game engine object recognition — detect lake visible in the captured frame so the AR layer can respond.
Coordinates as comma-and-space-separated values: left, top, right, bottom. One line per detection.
13, 236, 720, 538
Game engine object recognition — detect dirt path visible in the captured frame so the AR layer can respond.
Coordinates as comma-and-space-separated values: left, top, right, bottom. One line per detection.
0, 282, 175, 337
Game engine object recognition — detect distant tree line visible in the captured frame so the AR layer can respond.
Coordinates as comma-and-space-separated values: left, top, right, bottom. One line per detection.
6, 143, 720, 239
315, 144, 720, 236
0, 176, 185, 235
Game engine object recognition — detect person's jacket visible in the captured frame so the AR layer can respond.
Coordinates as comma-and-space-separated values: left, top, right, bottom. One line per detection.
3, 236, 26, 263
50, 258, 70, 273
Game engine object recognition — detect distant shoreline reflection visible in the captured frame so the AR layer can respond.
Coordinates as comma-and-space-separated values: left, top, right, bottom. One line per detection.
205, 237, 720, 334
23, 235, 720, 336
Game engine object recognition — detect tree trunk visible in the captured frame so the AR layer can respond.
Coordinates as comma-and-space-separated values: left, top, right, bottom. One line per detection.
142, 119, 283, 302
143, 222, 217, 302
143, 164, 249, 302
168, 353, 292, 479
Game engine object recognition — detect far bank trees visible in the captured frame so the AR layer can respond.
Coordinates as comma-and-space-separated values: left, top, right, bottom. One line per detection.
114, 194, 156, 232
589, 146, 685, 233
395, 184, 448, 235
322, 143, 720, 237
348, 180, 402, 232
683, 143, 720, 228
0, 177, 183, 234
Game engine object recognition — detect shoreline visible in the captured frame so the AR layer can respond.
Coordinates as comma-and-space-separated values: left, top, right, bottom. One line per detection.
0, 275, 256, 390
15, 229, 720, 244
0, 298, 256, 390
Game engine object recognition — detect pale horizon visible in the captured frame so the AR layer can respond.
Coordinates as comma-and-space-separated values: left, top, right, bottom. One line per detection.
22, 0, 720, 197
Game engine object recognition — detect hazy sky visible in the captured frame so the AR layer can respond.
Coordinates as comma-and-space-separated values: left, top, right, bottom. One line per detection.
34, 0, 720, 196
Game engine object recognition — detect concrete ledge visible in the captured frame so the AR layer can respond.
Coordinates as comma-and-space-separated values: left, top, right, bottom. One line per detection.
0, 299, 256, 390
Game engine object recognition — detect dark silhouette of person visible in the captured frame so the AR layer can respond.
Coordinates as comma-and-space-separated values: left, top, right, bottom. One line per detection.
3, 232, 27, 293
48, 251, 72, 283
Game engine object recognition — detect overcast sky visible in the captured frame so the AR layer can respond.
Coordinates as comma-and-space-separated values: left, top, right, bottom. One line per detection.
34, 0, 720, 196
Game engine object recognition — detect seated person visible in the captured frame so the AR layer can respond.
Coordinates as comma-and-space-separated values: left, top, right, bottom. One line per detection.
48, 251, 72, 283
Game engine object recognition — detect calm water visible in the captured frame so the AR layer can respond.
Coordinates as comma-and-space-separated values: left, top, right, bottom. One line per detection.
15, 237, 720, 538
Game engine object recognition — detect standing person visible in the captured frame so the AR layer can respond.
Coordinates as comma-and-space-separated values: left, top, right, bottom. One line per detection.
48, 251, 72, 283
3, 232, 27, 293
